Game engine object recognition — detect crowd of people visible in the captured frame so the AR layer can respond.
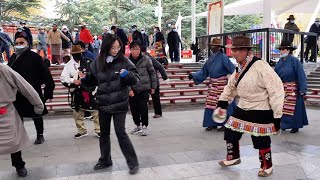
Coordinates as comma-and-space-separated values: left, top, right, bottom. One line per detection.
0, 17, 315, 178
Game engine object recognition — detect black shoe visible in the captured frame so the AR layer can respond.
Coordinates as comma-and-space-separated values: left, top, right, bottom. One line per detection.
290, 128, 299, 133
129, 166, 139, 174
205, 126, 214, 131
74, 132, 88, 138
217, 126, 225, 132
16, 167, 27, 177
34, 135, 45, 145
93, 162, 113, 170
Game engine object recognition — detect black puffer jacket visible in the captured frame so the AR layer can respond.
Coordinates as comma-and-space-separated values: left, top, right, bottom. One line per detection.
90, 56, 139, 113
129, 54, 157, 93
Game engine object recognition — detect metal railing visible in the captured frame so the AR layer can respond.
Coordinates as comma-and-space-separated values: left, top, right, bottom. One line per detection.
195, 28, 318, 65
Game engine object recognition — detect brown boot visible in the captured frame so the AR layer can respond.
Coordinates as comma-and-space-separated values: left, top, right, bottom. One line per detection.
218, 141, 241, 167
258, 148, 273, 177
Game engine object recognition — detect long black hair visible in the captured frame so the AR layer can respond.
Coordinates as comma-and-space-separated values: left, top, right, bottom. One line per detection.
98, 33, 124, 71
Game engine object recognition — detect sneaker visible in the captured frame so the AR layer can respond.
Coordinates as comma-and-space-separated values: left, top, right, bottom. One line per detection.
129, 166, 139, 174
141, 126, 148, 136
34, 135, 45, 145
131, 126, 142, 134
74, 132, 88, 138
16, 167, 28, 177
94, 132, 101, 138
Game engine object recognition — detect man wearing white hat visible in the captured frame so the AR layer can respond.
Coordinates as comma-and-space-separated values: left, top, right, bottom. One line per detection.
305, 18, 320, 62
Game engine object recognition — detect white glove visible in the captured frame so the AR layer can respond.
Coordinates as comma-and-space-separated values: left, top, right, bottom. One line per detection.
34, 103, 44, 115
164, 78, 170, 85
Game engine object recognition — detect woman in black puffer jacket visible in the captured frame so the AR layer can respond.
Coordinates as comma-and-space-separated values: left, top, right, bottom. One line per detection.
88, 34, 140, 174
128, 41, 157, 136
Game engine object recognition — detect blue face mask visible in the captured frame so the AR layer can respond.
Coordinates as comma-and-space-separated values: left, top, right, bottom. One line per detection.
280, 53, 288, 58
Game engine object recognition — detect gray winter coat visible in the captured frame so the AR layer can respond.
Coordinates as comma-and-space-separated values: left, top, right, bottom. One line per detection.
129, 54, 157, 93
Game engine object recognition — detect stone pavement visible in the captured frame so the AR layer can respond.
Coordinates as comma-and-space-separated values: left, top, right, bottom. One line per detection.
0, 107, 320, 180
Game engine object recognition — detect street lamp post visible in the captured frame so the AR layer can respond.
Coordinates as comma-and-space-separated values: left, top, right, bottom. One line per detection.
158, 0, 162, 29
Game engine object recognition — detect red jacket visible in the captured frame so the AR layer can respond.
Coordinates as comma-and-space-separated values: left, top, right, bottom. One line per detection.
80, 28, 93, 44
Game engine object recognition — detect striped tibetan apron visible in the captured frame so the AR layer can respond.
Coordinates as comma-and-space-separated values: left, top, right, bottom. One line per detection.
283, 82, 297, 116
205, 76, 228, 110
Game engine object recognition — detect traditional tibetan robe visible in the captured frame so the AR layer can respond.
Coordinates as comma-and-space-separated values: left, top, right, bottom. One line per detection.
0, 64, 43, 154
192, 51, 236, 127
219, 57, 284, 136
274, 55, 308, 129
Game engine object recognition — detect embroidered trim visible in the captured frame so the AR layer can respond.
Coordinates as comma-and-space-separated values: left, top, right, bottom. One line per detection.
205, 76, 228, 110
224, 116, 277, 136
283, 82, 297, 116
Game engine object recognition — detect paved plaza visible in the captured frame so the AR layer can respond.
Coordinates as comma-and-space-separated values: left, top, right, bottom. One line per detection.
0, 107, 320, 180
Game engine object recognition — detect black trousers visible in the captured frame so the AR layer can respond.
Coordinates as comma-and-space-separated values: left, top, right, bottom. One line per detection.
129, 91, 149, 127
21, 117, 44, 135
98, 111, 138, 168
305, 44, 318, 61
169, 47, 179, 62
224, 127, 271, 149
151, 86, 162, 116
11, 151, 25, 169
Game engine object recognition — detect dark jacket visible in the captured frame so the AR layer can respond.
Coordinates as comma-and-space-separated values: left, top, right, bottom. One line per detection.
129, 54, 157, 92
22, 26, 33, 46
154, 31, 164, 43
145, 52, 168, 87
116, 28, 128, 46
142, 33, 149, 47
306, 23, 320, 45
89, 56, 139, 113
7, 50, 55, 117
0, 32, 14, 47
132, 30, 143, 44
62, 31, 73, 49
167, 30, 181, 49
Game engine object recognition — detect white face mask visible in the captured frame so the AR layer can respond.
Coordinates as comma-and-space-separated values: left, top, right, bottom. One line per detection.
315, 22, 320, 26
15, 45, 28, 55
62, 29, 67, 33
280, 53, 288, 58
141, 31, 145, 34
290, 20, 295, 24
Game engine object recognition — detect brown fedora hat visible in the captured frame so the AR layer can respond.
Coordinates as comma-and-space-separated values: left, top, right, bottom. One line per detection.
287, 15, 295, 20
225, 36, 253, 49
209, 38, 224, 47
71, 45, 84, 54
277, 41, 297, 51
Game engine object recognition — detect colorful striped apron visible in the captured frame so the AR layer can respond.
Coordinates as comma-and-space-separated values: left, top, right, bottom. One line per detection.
283, 82, 297, 116
205, 76, 228, 110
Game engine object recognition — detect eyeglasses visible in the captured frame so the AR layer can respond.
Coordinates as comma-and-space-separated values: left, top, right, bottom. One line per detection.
111, 46, 121, 51
15, 41, 26, 45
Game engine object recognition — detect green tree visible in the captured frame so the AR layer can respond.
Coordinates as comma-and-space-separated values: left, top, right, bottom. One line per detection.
0, 0, 41, 22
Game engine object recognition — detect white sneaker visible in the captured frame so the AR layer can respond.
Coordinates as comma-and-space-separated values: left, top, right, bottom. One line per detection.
141, 126, 148, 136
131, 126, 142, 134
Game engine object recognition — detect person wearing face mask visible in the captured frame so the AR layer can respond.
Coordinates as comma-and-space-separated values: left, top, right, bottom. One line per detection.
60, 44, 100, 138
88, 33, 140, 174
188, 38, 235, 132
7, 34, 55, 146
283, 15, 300, 45
275, 41, 308, 134
305, 18, 320, 62
37, 27, 48, 60
47, 24, 71, 65
131, 25, 143, 45
167, 25, 182, 63
141, 28, 150, 49
61, 25, 73, 64
92, 35, 101, 57
102, 26, 110, 41
215, 36, 285, 177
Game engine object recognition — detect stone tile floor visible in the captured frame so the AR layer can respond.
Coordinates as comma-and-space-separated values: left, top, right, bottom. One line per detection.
0, 107, 319, 180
